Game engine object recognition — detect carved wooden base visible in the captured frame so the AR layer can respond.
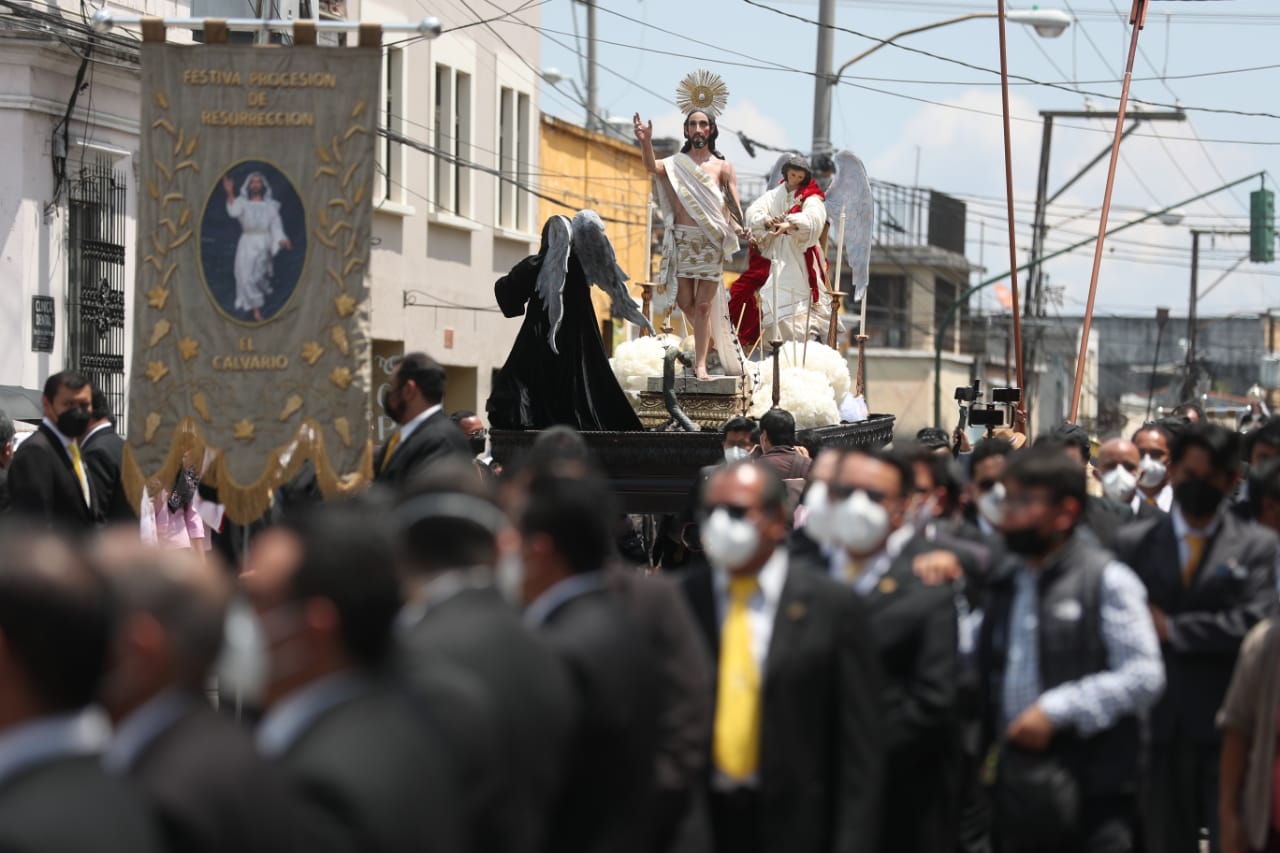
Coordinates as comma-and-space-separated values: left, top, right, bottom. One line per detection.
635, 375, 751, 430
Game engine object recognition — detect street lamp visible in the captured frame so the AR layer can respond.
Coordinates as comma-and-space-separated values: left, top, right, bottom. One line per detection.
811, 7, 1071, 163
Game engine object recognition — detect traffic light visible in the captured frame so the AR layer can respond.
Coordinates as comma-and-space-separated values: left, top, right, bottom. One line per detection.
1251, 188, 1274, 263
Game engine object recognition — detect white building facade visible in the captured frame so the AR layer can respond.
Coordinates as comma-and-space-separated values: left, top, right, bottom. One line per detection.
0, 0, 540, 439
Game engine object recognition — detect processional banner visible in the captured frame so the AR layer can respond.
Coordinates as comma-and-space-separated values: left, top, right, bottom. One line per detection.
124, 36, 379, 523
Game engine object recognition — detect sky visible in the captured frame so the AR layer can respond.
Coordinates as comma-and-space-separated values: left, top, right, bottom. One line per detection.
522, 0, 1280, 322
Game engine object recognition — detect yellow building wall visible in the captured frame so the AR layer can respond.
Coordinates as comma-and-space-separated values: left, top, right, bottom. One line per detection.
538, 115, 652, 336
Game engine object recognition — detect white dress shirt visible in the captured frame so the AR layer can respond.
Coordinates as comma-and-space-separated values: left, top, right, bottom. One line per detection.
103, 689, 194, 774
42, 416, 91, 505
394, 403, 443, 446
1170, 504, 1222, 568
256, 671, 367, 758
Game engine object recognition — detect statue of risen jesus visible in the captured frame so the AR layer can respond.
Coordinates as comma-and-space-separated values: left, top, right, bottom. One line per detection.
634, 109, 749, 380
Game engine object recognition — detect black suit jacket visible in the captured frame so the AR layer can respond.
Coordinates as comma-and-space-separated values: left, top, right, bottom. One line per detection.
0, 755, 162, 853
81, 425, 134, 521
683, 554, 885, 853
397, 586, 573, 853
128, 703, 299, 853
858, 537, 961, 853
534, 580, 661, 853
1115, 511, 1278, 743
275, 680, 465, 853
1133, 497, 1167, 522
373, 410, 470, 489
7, 424, 98, 530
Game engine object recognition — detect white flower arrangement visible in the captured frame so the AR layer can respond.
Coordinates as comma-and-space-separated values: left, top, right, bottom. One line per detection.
748, 361, 841, 429
610, 335, 683, 398
770, 341, 851, 399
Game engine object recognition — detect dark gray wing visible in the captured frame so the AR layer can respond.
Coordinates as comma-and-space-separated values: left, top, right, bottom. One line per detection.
824, 150, 874, 300
536, 215, 573, 354
570, 210, 655, 335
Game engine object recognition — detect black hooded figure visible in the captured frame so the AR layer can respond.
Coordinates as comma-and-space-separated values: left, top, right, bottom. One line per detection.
487, 213, 646, 431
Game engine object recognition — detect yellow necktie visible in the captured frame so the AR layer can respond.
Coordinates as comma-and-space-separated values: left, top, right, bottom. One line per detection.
68, 443, 90, 507
380, 431, 401, 472
1143, 492, 1157, 507
844, 557, 866, 583
1183, 533, 1206, 586
714, 575, 762, 781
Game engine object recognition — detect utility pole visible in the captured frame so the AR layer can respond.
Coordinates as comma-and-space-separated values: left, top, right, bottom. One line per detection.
1021, 108, 1184, 426
1183, 230, 1200, 401
584, 0, 598, 131
810, 0, 836, 172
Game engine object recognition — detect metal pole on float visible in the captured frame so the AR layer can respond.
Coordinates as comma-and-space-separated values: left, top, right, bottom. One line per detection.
994, 0, 1026, 432
1068, 0, 1151, 423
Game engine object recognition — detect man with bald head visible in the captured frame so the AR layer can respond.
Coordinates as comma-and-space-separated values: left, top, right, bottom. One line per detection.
1094, 437, 1163, 520
96, 538, 298, 853
682, 461, 883, 853
0, 525, 161, 852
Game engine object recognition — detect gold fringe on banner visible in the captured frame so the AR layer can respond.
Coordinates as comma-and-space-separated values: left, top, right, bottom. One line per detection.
122, 419, 374, 525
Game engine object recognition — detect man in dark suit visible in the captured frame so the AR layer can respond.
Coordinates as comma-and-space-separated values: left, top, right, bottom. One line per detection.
683, 460, 884, 853
374, 352, 470, 489
243, 503, 464, 853
1115, 423, 1278, 853
825, 445, 961, 853
81, 390, 133, 522
1232, 416, 1280, 521
7, 370, 97, 530
394, 463, 575, 853
1094, 437, 1165, 520
0, 409, 14, 514
95, 536, 299, 853
514, 466, 661, 853
0, 526, 162, 853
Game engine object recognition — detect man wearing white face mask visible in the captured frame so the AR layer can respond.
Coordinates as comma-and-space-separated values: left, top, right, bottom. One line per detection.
1133, 423, 1175, 513
1095, 437, 1164, 520
682, 461, 883, 853
827, 446, 962, 853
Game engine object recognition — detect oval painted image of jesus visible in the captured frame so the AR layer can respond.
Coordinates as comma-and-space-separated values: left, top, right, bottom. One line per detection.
199, 161, 307, 325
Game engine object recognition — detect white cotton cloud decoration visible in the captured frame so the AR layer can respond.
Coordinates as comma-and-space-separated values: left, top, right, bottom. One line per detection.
610, 334, 683, 398
770, 341, 851, 400
748, 362, 840, 430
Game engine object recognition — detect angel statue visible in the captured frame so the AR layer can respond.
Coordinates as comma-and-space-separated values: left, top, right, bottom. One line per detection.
730, 150, 873, 350
486, 210, 654, 432
634, 69, 750, 380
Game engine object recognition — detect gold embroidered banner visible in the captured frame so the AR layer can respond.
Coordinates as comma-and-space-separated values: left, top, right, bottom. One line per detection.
124, 43, 378, 523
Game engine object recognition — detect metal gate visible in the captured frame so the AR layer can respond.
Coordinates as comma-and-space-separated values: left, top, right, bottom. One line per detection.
67, 158, 127, 423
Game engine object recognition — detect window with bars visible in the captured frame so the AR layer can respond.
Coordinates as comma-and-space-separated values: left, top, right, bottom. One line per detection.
433, 63, 472, 216
67, 158, 127, 424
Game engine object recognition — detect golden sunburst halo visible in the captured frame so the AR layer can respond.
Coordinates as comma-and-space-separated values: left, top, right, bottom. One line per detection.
675, 69, 729, 117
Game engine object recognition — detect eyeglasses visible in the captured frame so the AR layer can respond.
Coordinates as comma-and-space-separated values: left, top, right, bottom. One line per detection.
827, 485, 889, 504
702, 504, 752, 521
467, 428, 488, 440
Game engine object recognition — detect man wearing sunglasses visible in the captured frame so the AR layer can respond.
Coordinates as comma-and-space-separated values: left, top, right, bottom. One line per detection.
824, 445, 962, 853
681, 461, 883, 853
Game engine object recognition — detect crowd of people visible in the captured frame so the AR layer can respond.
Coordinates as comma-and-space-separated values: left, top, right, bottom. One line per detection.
2, 357, 1280, 853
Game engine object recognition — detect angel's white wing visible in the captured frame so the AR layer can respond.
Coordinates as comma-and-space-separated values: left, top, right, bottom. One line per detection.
824, 150, 874, 301
536, 215, 573, 354
570, 210, 655, 336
